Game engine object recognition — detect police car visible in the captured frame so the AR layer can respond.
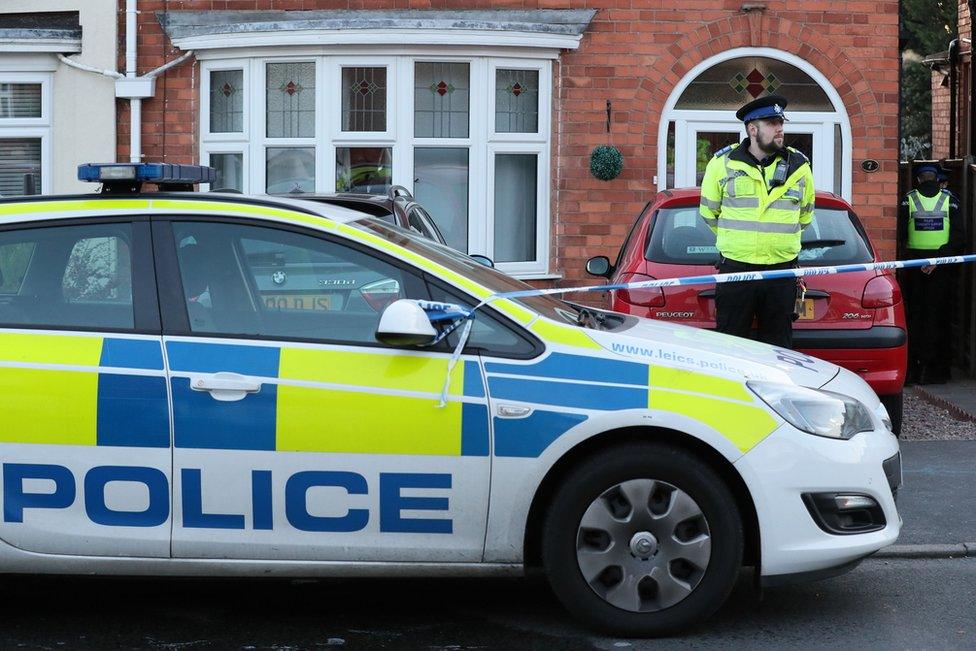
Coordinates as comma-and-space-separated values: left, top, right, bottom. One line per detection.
0, 164, 900, 636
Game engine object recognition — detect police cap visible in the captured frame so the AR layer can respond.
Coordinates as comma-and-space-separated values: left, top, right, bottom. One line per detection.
736, 95, 789, 123
914, 164, 939, 179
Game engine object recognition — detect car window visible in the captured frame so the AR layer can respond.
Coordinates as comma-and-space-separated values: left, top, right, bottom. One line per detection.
426, 279, 537, 357
351, 218, 587, 326
170, 221, 427, 344
613, 201, 651, 272
644, 205, 874, 266
0, 224, 133, 329
412, 205, 448, 245
407, 206, 438, 241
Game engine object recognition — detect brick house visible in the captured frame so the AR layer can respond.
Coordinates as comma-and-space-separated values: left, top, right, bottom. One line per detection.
2, 1, 900, 284
927, 1, 971, 160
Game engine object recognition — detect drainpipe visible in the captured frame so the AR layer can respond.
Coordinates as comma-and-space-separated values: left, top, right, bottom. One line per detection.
950, 38, 959, 158
57, 0, 194, 164
126, 0, 139, 163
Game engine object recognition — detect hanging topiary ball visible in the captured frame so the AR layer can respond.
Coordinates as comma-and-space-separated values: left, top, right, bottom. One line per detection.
589, 145, 623, 181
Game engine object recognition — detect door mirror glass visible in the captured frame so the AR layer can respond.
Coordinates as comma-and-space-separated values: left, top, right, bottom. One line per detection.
375, 299, 437, 346
585, 256, 612, 278
469, 254, 494, 268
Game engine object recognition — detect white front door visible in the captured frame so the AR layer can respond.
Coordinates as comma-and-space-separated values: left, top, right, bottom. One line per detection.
673, 112, 835, 192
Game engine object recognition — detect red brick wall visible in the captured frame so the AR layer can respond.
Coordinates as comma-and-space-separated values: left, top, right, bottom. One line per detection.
932, 69, 951, 160
120, 0, 901, 282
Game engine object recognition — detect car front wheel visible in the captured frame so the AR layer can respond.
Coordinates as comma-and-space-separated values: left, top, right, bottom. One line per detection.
541, 442, 743, 637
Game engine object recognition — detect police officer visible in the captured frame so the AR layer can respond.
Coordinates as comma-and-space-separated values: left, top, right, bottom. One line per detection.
699, 95, 815, 348
899, 164, 962, 384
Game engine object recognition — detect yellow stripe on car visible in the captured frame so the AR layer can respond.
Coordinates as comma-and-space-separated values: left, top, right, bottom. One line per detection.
0, 333, 103, 446
276, 347, 466, 455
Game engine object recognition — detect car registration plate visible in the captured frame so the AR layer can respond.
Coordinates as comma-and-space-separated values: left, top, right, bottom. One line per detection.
263, 294, 332, 311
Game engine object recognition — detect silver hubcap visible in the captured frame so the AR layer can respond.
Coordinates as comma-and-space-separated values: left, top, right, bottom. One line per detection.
575, 479, 712, 613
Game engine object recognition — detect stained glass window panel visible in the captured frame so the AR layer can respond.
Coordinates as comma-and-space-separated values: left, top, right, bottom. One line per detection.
494, 154, 537, 263
414, 62, 469, 138
210, 153, 243, 192
495, 69, 538, 133
675, 57, 833, 111
414, 148, 469, 252
209, 70, 243, 133
265, 147, 315, 194
336, 147, 392, 194
342, 67, 387, 132
266, 63, 315, 138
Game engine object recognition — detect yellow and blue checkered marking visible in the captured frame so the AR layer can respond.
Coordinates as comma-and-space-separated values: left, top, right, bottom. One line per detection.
166, 341, 489, 456
0, 334, 168, 448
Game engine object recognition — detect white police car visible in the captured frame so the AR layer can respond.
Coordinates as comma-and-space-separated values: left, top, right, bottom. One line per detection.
0, 164, 900, 636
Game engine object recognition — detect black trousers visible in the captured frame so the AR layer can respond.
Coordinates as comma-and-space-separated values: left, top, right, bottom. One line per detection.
903, 261, 953, 378
715, 258, 796, 349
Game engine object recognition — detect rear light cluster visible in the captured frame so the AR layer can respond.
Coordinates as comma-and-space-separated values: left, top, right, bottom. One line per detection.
861, 275, 902, 309
614, 273, 665, 307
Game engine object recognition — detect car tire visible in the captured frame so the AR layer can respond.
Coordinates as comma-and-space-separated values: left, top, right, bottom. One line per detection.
880, 392, 903, 437
541, 442, 743, 637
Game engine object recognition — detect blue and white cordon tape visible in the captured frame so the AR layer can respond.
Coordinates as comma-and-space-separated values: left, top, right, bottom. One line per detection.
424, 253, 976, 406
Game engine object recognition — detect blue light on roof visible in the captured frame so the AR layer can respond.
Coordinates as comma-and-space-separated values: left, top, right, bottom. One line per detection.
78, 163, 216, 186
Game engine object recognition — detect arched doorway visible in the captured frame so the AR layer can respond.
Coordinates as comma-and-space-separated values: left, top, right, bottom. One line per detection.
658, 48, 851, 200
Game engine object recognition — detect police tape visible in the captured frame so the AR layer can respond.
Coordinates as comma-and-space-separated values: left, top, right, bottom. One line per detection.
490, 253, 976, 301
432, 253, 976, 406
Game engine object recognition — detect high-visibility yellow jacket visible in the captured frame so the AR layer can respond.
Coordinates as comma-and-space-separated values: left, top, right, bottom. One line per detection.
906, 189, 951, 250
698, 142, 815, 265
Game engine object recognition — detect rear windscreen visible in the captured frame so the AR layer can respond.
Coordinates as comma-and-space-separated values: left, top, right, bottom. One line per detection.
644, 205, 874, 266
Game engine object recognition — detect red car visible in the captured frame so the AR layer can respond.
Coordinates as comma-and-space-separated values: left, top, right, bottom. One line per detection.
587, 188, 907, 434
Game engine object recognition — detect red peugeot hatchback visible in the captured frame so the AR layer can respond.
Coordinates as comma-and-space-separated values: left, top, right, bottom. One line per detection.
587, 188, 907, 434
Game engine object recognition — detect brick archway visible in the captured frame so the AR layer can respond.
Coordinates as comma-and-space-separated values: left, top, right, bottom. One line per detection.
634, 13, 880, 146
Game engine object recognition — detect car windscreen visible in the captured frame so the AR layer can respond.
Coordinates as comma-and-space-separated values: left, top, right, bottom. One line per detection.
351, 218, 588, 326
644, 205, 874, 266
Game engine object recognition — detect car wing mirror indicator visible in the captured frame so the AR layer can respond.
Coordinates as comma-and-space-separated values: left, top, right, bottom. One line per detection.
375, 299, 474, 347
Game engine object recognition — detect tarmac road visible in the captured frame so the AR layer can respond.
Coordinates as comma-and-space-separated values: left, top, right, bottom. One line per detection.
0, 558, 972, 649
896, 440, 976, 545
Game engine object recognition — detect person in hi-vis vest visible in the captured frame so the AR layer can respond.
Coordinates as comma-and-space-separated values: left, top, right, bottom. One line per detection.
898, 164, 963, 384
699, 95, 815, 348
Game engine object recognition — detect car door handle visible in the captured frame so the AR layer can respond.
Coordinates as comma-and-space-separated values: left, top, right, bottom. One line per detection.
189, 372, 262, 402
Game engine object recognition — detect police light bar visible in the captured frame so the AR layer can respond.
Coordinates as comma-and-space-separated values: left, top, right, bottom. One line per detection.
78, 163, 216, 192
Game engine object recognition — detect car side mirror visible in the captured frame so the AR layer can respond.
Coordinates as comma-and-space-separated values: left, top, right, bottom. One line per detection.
470, 254, 494, 268
375, 299, 438, 346
586, 256, 613, 278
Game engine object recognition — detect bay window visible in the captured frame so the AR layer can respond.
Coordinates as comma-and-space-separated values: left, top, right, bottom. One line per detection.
200, 55, 551, 276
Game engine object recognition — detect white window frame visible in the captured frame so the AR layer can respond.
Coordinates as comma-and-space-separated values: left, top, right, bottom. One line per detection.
200, 52, 553, 277
0, 72, 52, 196
201, 62, 250, 143
658, 47, 852, 201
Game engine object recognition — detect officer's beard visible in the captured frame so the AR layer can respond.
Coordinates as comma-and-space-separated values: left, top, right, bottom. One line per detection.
917, 180, 940, 197
753, 132, 782, 156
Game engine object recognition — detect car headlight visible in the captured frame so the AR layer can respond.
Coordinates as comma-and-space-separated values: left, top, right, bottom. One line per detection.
747, 381, 876, 440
